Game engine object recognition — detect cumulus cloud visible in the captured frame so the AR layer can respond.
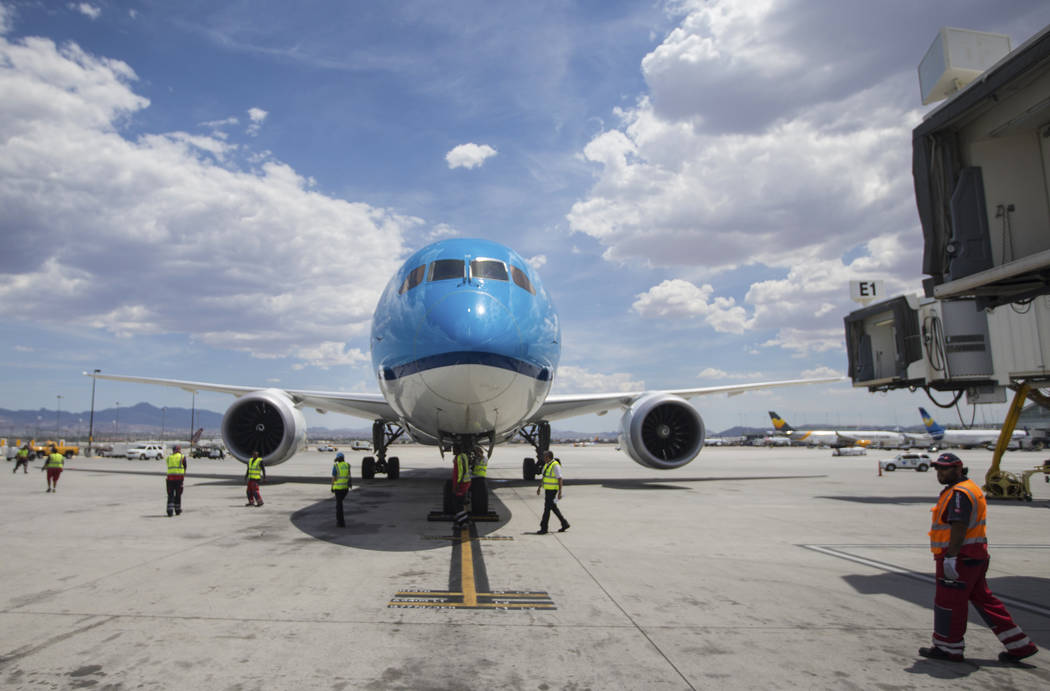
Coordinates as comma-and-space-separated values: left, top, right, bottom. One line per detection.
70, 3, 101, 20
551, 365, 644, 394
246, 107, 268, 136
632, 279, 754, 334
445, 142, 497, 169
0, 32, 416, 365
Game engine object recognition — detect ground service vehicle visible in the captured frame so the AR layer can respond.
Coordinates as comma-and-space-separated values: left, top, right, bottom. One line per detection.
879, 453, 931, 472
126, 443, 165, 460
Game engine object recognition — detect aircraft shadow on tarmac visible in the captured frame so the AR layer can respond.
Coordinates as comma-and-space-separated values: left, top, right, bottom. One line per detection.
843, 571, 1050, 657
820, 495, 1050, 509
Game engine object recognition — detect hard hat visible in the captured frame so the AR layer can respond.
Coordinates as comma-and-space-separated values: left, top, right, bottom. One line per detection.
335, 452, 344, 460
932, 452, 962, 468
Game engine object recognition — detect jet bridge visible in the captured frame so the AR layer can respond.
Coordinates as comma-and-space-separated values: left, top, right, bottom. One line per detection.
845, 25, 1050, 500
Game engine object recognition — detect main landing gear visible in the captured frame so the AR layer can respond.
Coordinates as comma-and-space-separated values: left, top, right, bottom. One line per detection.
517, 421, 551, 481
361, 420, 403, 480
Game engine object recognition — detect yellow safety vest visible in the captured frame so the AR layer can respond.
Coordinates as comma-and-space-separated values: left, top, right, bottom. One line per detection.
45, 452, 64, 469
541, 460, 560, 491
17, 449, 29, 459
929, 478, 987, 555
247, 456, 263, 480
166, 453, 185, 476
455, 453, 471, 484
332, 460, 350, 490
472, 453, 488, 478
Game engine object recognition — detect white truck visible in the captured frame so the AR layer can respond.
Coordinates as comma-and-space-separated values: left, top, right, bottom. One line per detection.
879, 453, 931, 472
126, 443, 166, 460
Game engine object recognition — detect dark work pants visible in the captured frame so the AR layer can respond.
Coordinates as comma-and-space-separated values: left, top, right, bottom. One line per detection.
540, 490, 568, 532
334, 488, 348, 526
166, 479, 183, 515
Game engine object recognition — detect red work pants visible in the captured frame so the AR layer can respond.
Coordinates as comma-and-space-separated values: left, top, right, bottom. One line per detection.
246, 480, 262, 505
932, 557, 1036, 658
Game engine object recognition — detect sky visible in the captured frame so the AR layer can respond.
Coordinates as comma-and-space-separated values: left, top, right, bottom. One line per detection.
2, 0, 1049, 435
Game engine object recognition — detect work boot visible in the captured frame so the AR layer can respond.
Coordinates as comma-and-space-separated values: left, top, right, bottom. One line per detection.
558, 524, 570, 532
167, 508, 173, 517
919, 646, 964, 662
999, 645, 1038, 663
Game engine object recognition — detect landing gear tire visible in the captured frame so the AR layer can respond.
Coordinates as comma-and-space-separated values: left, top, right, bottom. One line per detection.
362, 456, 376, 479
443, 479, 455, 514
471, 477, 488, 514
523, 457, 536, 481
388, 456, 400, 479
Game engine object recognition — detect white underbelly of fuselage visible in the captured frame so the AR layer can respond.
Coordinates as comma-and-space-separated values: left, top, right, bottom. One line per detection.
379, 363, 550, 443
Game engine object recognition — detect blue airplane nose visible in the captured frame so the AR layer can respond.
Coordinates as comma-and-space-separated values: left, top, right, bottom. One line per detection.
421, 289, 521, 356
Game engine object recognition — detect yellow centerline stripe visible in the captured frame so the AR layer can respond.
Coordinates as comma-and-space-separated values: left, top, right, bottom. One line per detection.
460, 526, 477, 606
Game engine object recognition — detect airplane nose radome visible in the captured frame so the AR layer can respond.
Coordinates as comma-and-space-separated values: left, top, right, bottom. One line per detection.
423, 290, 520, 354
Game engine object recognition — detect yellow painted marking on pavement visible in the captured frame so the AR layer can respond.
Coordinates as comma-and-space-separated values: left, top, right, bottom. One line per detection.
460, 526, 477, 606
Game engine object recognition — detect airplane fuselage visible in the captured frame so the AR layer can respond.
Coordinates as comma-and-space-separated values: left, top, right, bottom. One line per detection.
370, 239, 560, 446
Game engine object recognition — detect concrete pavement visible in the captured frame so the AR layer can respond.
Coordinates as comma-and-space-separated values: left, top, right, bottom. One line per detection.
1, 445, 1047, 689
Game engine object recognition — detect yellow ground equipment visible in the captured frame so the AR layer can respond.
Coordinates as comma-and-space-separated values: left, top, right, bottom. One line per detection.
984, 383, 1050, 502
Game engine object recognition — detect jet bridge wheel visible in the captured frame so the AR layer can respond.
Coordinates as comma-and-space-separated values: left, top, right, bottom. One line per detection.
361, 456, 375, 479
523, 457, 536, 481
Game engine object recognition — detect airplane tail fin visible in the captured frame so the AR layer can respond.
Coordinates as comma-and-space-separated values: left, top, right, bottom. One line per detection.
918, 407, 945, 439
768, 411, 794, 434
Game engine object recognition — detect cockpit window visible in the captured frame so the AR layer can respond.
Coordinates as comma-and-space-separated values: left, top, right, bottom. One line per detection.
470, 259, 508, 281
398, 265, 426, 294
428, 259, 465, 282
510, 265, 535, 294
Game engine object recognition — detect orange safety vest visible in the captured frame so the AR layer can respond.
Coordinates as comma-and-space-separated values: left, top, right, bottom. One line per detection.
929, 478, 988, 556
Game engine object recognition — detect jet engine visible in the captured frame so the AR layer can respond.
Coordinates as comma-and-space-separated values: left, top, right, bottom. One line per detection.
221, 389, 307, 465
619, 393, 705, 469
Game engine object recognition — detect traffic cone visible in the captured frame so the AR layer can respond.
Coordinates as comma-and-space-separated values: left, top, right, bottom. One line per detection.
877, 461, 882, 477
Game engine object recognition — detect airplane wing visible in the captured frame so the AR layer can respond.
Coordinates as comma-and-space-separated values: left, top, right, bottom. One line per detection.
88, 373, 398, 421
532, 377, 843, 423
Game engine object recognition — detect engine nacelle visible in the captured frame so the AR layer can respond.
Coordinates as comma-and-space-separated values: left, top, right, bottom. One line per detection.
221, 389, 307, 465
619, 393, 705, 469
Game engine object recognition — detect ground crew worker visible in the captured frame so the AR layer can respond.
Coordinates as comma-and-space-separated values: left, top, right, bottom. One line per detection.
245, 451, 265, 506
536, 450, 569, 534
919, 452, 1038, 664
165, 445, 187, 517
42, 445, 64, 492
331, 452, 352, 527
13, 444, 30, 474
451, 445, 472, 532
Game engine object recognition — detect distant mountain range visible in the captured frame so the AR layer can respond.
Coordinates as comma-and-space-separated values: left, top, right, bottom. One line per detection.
0, 402, 926, 442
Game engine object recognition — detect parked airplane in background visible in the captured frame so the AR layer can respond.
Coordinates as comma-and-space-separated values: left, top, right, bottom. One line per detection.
90, 239, 838, 509
768, 411, 907, 448
918, 407, 1025, 448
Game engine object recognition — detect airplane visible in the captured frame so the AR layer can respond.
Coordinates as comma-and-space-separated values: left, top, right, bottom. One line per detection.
768, 411, 908, 448
89, 238, 839, 512
917, 407, 1025, 449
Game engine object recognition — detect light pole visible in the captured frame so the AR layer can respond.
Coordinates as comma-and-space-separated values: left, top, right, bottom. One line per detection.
86, 369, 100, 456
161, 406, 166, 440
115, 401, 120, 440
56, 395, 62, 440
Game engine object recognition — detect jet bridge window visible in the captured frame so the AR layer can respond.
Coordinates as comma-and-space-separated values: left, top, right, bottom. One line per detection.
510, 265, 535, 294
428, 259, 465, 282
398, 265, 426, 294
470, 259, 508, 281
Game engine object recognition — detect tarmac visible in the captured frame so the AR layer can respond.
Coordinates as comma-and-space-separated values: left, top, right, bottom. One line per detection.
0, 444, 1047, 690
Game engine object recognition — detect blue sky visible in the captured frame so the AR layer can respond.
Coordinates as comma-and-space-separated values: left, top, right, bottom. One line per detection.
2, 1, 1048, 434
